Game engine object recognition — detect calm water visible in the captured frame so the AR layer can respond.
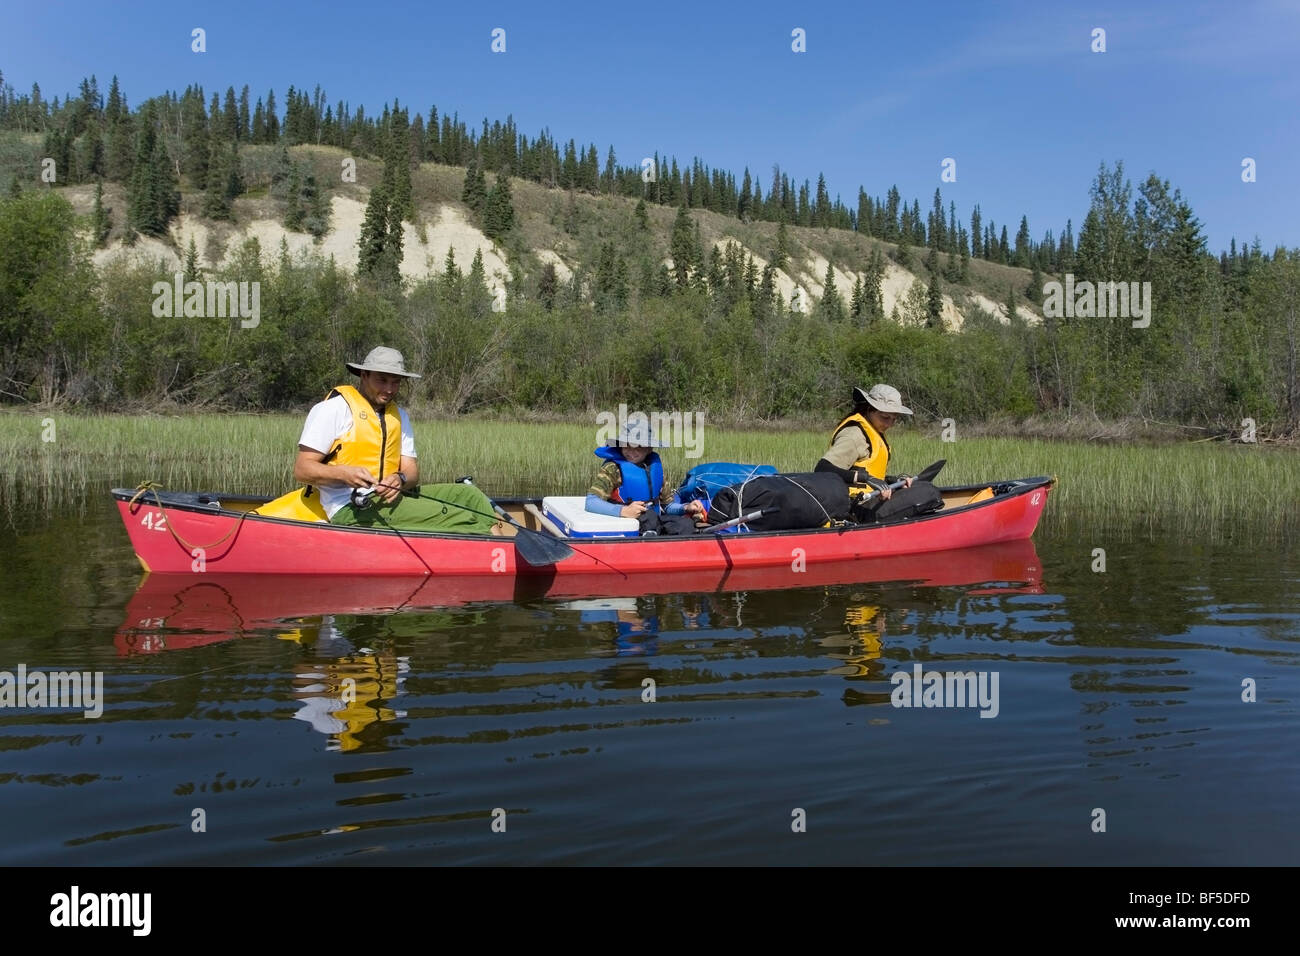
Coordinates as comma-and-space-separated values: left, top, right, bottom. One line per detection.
0, 489, 1297, 865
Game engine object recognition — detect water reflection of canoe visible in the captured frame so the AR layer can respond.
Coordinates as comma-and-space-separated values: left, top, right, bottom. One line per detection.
111, 478, 1052, 577
113, 538, 1042, 655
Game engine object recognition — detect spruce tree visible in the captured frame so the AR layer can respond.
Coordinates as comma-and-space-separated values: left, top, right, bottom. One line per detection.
382, 187, 404, 284
814, 173, 830, 228
387, 107, 413, 222
238, 86, 251, 141
1026, 261, 1043, 303
707, 245, 725, 294
865, 247, 885, 319
303, 172, 330, 237
184, 235, 201, 282
669, 204, 694, 286
927, 271, 943, 329
222, 87, 239, 142
773, 221, 790, 271
483, 172, 514, 241
929, 188, 945, 250
91, 180, 112, 246
462, 155, 487, 218
1015, 216, 1031, 266
127, 105, 179, 235
467, 248, 490, 316
358, 182, 391, 278
270, 146, 292, 197
634, 198, 649, 230
202, 139, 232, 220
896, 230, 912, 268
692, 222, 706, 281
284, 163, 304, 231
180, 88, 209, 190
819, 262, 845, 321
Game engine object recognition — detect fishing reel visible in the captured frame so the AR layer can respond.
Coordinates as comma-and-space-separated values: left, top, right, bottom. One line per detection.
350, 486, 378, 509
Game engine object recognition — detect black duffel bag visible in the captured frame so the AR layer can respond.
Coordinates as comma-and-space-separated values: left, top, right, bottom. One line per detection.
706, 472, 851, 531
854, 480, 944, 524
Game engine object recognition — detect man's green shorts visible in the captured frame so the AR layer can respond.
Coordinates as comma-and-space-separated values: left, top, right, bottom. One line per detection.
331, 482, 499, 534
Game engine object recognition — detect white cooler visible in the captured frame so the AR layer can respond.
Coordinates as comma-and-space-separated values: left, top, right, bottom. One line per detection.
540, 496, 640, 538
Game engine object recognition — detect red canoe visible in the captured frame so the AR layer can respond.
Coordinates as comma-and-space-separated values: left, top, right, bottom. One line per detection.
112, 477, 1052, 577
114, 537, 1045, 656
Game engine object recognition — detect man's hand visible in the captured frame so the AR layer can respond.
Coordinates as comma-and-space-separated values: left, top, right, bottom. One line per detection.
374, 473, 404, 504
336, 465, 376, 488
685, 501, 707, 521
620, 501, 648, 518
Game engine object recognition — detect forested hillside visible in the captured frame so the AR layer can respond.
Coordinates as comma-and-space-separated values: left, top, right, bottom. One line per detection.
0, 72, 1295, 435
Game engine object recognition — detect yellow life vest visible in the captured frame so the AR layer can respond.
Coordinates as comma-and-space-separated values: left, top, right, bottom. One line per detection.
321, 384, 402, 480
254, 384, 402, 522
832, 412, 890, 480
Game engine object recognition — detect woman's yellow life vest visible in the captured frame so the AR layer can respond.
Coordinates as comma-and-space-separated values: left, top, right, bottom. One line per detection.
832, 412, 890, 480
254, 384, 402, 522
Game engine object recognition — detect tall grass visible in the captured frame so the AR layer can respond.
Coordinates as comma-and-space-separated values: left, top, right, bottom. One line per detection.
1, 411, 1295, 536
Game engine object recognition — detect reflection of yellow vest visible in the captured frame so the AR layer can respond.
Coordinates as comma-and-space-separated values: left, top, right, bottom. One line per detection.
330, 652, 404, 753
832, 413, 889, 479
290, 647, 405, 753
254, 385, 402, 522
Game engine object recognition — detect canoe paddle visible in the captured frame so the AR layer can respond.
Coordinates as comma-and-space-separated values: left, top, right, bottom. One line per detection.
356, 480, 575, 567
701, 508, 774, 533
858, 459, 946, 505
439, 480, 575, 566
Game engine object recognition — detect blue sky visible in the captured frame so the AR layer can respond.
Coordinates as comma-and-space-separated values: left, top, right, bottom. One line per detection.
4, 0, 1296, 253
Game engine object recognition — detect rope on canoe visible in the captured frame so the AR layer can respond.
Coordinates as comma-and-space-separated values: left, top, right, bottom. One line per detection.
732, 474, 845, 529
128, 481, 249, 555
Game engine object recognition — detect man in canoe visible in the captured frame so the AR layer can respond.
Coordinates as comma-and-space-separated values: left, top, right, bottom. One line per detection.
814, 384, 941, 522
291, 346, 500, 533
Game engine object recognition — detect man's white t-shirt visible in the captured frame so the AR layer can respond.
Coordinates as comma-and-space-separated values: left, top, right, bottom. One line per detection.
298, 395, 417, 518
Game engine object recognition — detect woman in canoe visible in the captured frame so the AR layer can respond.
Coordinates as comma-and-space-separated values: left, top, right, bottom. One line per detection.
815, 384, 941, 522
585, 419, 706, 535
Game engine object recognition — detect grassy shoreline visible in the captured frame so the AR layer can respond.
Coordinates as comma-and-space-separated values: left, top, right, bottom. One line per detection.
4, 402, 1293, 445
2, 410, 1296, 534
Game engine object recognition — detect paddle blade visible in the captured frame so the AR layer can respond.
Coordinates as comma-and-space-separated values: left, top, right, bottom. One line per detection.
511, 527, 575, 566
916, 459, 946, 482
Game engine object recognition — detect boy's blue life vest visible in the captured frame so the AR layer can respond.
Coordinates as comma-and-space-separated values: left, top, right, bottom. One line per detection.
595, 446, 665, 511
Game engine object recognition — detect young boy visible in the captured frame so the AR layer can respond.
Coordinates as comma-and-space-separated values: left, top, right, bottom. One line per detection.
586, 421, 706, 531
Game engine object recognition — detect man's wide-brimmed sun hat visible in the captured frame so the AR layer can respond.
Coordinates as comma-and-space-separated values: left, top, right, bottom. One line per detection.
852, 383, 912, 415
604, 418, 667, 448
346, 346, 421, 379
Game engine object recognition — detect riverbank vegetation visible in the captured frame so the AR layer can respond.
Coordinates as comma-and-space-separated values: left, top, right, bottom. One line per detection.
3, 412, 1295, 537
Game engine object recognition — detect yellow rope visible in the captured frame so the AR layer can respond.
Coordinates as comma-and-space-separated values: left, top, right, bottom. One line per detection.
129, 481, 249, 555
